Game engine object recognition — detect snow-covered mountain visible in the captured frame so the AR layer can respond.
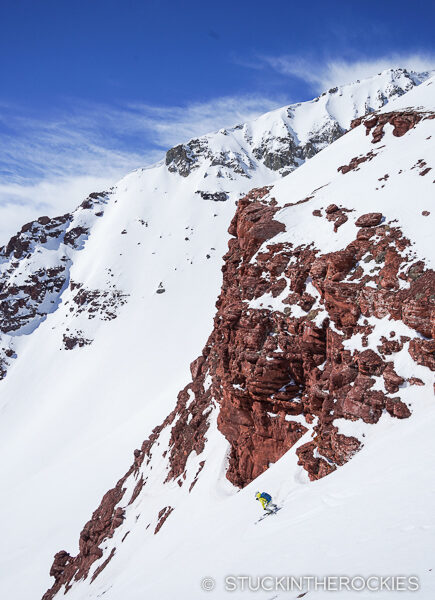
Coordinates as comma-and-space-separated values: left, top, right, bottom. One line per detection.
165, 67, 428, 180
0, 68, 434, 600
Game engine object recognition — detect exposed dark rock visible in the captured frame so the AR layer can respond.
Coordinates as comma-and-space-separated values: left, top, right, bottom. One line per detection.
64, 226, 89, 248
69, 284, 128, 320
62, 332, 92, 350
195, 190, 229, 202
166, 143, 198, 177
0, 190, 109, 379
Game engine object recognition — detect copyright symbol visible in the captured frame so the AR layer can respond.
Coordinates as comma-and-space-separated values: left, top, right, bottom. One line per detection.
201, 577, 216, 591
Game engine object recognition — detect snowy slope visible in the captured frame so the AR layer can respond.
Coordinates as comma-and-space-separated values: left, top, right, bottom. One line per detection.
0, 69, 433, 600
60, 397, 435, 600
39, 75, 435, 600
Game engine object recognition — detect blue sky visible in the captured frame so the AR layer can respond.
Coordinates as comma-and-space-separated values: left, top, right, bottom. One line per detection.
0, 0, 434, 240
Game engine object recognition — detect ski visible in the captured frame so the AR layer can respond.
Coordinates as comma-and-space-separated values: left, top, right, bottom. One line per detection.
255, 507, 281, 524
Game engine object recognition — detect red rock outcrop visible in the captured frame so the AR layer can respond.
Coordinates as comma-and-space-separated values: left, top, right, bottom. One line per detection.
199, 195, 433, 487
323, 204, 352, 231
154, 506, 174, 534
351, 110, 435, 144
42, 478, 127, 599
338, 150, 378, 174
355, 213, 383, 227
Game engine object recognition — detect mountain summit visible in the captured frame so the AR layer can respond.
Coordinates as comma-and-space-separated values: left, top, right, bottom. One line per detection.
165, 67, 429, 181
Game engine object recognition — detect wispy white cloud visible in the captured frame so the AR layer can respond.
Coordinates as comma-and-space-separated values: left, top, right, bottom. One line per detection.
254, 53, 435, 93
70, 94, 283, 150
124, 95, 282, 147
0, 94, 280, 244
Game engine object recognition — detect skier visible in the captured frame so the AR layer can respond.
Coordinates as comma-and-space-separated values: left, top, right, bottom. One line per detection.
255, 491, 277, 514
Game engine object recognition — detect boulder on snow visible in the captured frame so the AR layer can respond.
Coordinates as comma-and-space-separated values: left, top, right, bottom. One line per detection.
355, 213, 383, 227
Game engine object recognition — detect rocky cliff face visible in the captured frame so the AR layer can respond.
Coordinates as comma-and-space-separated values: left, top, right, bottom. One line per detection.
205, 190, 433, 485
42, 102, 435, 598
0, 192, 110, 378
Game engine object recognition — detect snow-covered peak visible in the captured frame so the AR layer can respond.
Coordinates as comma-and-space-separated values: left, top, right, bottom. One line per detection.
379, 71, 435, 112
164, 67, 432, 180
